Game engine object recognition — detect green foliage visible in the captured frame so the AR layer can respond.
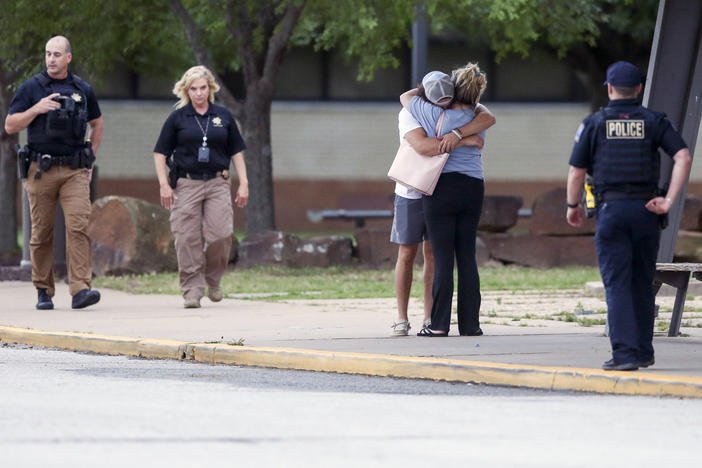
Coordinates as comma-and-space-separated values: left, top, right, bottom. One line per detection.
300, 0, 416, 80
0, 0, 191, 90
428, 0, 656, 62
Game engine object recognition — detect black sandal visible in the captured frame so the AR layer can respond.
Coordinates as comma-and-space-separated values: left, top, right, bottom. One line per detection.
417, 328, 448, 337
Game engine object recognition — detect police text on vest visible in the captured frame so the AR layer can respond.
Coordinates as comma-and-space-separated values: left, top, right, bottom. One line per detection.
606, 120, 645, 139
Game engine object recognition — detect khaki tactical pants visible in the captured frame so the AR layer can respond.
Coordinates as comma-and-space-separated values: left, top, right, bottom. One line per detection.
25, 162, 92, 297
170, 176, 233, 300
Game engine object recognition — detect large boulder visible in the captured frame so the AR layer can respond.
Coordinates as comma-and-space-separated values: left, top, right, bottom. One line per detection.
236, 231, 300, 268
673, 231, 702, 262
482, 233, 597, 268
89, 196, 177, 276
680, 196, 702, 231
530, 187, 596, 236
354, 228, 398, 267
295, 235, 353, 267
476, 236, 491, 266
478, 195, 522, 233
236, 231, 354, 268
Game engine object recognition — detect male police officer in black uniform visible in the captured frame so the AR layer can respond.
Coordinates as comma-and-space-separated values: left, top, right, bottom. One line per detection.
566, 61, 691, 371
5, 36, 103, 310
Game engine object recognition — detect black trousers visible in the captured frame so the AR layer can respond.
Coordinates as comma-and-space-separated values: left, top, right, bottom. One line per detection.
595, 199, 659, 364
423, 172, 484, 333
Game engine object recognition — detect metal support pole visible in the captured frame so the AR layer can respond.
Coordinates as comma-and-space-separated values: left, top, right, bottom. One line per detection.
644, 0, 702, 262
411, 4, 428, 86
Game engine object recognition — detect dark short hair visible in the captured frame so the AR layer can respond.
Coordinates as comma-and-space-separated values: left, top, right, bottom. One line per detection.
612, 85, 637, 97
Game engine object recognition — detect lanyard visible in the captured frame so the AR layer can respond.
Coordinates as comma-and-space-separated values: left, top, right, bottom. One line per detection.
193, 114, 210, 147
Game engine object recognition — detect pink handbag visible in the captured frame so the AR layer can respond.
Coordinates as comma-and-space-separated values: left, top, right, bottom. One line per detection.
387, 112, 448, 196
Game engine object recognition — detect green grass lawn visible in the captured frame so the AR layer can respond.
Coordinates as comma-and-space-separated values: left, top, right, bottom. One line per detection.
94, 265, 601, 300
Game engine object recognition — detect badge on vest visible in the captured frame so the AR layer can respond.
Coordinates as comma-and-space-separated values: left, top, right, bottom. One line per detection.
606, 120, 645, 139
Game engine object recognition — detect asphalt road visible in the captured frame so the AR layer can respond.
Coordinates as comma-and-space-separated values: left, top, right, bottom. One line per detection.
2, 344, 701, 467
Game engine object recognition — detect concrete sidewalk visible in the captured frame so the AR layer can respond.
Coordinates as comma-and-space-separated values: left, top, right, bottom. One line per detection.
2, 281, 702, 398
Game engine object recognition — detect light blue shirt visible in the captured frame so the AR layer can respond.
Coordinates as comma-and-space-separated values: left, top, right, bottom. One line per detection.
408, 96, 484, 179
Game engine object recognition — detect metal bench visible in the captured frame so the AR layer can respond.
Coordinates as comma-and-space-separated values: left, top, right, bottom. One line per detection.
655, 263, 702, 336
307, 207, 533, 229
307, 209, 393, 228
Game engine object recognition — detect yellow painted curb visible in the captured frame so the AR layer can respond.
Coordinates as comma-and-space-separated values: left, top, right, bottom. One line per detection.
2, 325, 702, 398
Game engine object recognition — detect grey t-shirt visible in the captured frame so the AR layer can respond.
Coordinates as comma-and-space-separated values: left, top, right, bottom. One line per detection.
409, 96, 484, 179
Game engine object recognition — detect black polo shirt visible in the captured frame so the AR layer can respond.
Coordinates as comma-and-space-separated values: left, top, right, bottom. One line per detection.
154, 102, 246, 173
8, 70, 101, 155
569, 98, 687, 169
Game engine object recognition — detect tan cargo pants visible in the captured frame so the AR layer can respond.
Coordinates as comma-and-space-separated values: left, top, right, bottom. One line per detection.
170, 176, 233, 300
24, 162, 92, 297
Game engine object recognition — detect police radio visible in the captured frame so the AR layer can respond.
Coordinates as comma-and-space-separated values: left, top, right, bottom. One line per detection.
582, 175, 596, 218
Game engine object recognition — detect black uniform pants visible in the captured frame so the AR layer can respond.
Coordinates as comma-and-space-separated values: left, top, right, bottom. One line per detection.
423, 172, 484, 333
595, 199, 660, 364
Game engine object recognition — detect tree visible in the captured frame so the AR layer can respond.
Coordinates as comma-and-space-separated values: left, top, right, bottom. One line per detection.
428, 0, 658, 110
1, 0, 660, 254
0, 0, 189, 257
168, 0, 416, 235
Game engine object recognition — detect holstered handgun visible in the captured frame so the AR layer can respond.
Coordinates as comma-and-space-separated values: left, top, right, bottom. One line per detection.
81, 143, 96, 169
167, 156, 178, 189
16, 144, 30, 179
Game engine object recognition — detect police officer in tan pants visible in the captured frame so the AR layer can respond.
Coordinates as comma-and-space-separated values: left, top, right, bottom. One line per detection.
154, 66, 248, 308
5, 36, 103, 310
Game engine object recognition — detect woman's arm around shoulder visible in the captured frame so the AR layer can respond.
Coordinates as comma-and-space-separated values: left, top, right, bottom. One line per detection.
400, 88, 419, 109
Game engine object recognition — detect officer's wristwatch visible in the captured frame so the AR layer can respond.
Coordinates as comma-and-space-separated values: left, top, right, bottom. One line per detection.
566, 202, 579, 208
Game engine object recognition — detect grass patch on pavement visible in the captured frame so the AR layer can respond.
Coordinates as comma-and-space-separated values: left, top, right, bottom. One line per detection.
94, 265, 600, 300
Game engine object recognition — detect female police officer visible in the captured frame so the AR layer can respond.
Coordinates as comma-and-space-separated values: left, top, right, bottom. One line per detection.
153, 66, 248, 308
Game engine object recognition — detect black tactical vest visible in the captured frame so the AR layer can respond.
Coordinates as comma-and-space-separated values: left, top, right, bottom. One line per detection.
591, 106, 659, 194
29, 73, 89, 149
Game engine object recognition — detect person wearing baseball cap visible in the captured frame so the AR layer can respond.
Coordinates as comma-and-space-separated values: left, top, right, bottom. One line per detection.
566, 60, 691, 371
399, 63, 493, 337
389, 69, 493, 337
604, 60, 643, 87
421, 71, 455, 106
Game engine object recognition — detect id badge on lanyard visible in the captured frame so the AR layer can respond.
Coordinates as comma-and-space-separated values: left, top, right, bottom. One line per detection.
195, 114, 210, 162
198, 145, 210, 162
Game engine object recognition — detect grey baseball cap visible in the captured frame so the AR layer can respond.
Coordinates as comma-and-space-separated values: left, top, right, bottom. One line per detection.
422, 71, 454, 105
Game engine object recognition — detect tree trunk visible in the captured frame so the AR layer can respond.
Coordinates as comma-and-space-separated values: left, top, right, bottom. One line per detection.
241, 89, 275, 235
0, 102, 19, 255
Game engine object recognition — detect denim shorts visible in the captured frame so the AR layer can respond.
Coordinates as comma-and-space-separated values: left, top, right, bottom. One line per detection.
390, 195, 427, 245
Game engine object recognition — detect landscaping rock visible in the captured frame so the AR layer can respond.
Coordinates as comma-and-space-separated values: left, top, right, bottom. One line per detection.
0, 266, 31, 281
236, 230, 300, 268
295, 236, 353, 267
354, 228, 397, 267
89, 196, 177, 276
482, 233, 597, 268
478, 195, 522, 233
673, 231, 702, 263
476, 236, 490, 266
530, 187, 596, 236
680, 196, 702, 231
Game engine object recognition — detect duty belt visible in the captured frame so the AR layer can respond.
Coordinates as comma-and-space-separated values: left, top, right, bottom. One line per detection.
599, 191, 657, 202
29, 150, 79, 166
183, 170, 223, 181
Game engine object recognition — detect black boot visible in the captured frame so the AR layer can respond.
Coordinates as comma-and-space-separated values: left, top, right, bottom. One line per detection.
36, 288, 54, 310
72, 289, 101, 309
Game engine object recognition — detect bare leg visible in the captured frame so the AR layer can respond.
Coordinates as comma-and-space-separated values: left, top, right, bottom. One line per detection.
394, 243, 419, 321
